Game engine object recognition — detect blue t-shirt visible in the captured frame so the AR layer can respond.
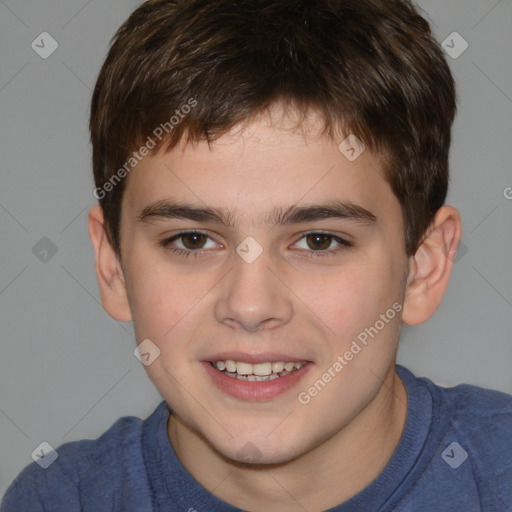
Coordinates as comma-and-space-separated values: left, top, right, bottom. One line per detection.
2, 365, 511, 511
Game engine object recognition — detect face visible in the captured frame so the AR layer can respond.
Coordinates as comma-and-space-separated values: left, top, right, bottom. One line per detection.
118, 106, 409, 464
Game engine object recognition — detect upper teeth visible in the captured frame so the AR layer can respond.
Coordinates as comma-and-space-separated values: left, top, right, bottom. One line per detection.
215, 360, 304, 376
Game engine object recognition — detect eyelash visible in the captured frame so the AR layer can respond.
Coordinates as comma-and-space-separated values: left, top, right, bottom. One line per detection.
159, 230, 215, 259
292, 231, 353, 257
159, 230, 353, 259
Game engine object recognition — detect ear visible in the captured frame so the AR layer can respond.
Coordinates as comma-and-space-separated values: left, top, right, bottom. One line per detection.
88, 205, 132, 322
402, 205, 462, 326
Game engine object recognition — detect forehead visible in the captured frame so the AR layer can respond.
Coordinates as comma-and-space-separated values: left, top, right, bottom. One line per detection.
122, 107, 400, 228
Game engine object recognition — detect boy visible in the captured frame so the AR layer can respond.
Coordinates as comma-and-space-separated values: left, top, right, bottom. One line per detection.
2, 0, 511, 510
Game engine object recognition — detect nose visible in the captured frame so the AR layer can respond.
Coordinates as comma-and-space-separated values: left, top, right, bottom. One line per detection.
214, 248, 293, 332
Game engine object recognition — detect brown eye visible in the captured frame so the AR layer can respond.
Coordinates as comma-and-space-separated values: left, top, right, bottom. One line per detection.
305, 233, 333, 250
291, 232, 352, 258
160, 230, 219, 257
181, 232, 208, 249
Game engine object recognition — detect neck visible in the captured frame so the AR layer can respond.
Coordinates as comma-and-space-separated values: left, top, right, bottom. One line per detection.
168, 367, 407, 511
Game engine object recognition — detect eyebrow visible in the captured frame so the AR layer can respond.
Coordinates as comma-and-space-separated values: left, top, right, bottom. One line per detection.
136, 200, 237, 228
136, 199, 377, 228
274, 201, 377, 226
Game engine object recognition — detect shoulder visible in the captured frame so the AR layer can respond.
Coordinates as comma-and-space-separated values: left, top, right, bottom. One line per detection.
410, 368, 512, 459
411, 369, 512, 507
437, 380, 512, 441
443, 383, 512, 508
1, 403, 166, 512
57, 410, 146, 475
399, 365, 512, 436
440, 381, 512, 467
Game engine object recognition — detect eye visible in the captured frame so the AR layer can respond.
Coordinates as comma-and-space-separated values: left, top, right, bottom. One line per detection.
175, 232, 211, 250
159, 230, 219, 257
292, 232, 352, 255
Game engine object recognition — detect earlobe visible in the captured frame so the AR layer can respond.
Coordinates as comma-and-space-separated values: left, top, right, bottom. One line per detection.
88, 205, 132, 322
402, 206, 462, 326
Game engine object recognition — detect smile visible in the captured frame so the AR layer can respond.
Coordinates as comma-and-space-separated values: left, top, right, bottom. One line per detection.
210, 360, 306, 381
204, 358, 312, 401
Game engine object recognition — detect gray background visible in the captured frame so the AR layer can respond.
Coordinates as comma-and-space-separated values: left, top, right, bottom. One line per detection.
1, 0, 511, 499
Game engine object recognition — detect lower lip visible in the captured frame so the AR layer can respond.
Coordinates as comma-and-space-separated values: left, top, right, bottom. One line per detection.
202, 362, 312, 401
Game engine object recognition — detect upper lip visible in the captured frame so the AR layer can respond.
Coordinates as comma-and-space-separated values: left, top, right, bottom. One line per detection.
205, 352, 311, 364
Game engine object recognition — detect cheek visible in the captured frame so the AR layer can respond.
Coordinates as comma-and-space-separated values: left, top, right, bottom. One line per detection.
125, 262, 207, 406
125, 257, 203, 342
306, 271, 371, 322
305, 256, 405, 351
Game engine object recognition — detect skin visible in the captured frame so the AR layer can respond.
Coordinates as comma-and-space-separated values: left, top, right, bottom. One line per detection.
89, 104, 462, 511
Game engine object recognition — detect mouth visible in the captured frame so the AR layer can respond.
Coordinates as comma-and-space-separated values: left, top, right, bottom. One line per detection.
203, 357, 312, 401
210, 359, 306, 381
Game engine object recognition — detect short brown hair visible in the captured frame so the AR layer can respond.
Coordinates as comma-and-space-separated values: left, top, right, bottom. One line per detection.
90, 0, 456, 257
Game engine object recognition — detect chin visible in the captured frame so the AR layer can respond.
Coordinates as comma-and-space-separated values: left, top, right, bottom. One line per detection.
207, 429, 311, 467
